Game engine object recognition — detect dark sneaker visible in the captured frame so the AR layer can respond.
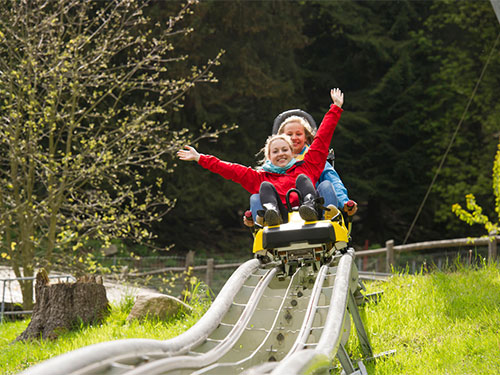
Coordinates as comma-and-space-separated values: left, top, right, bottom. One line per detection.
264, 208, 282, 226
299, 204, 319, 221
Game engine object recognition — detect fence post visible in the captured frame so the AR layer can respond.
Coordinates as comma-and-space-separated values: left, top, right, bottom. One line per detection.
183, 250, 195, 297
385, 239, 394, 273
206, 258, 214, 289
1, 280, 6, 323
488, 231, 497, 263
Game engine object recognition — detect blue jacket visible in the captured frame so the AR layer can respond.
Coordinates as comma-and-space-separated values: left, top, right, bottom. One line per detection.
297, 146, 349, 208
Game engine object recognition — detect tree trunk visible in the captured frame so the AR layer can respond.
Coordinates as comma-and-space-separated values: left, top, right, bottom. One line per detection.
15, 270, 109, 341
19, 278, 34, 311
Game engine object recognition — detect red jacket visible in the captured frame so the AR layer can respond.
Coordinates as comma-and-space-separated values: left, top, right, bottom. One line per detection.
198, 104, 342, 207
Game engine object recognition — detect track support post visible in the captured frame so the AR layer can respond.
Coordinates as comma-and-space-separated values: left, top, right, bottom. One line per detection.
347, 289, 373, 359
337, 344, 361, 375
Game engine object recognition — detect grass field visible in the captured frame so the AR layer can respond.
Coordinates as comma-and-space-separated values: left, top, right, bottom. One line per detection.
359, 261, 500, 374
1, 262, 499, 374
0, 291, 211, 375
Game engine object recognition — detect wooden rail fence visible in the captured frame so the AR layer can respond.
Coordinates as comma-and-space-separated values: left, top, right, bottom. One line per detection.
356, 234, 498, 273
127, 233, 499, 288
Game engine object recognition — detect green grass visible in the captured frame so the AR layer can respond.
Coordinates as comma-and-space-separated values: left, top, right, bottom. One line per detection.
2, 264, 500, 374
358, 261, 500, 374
0, 291, 211, 375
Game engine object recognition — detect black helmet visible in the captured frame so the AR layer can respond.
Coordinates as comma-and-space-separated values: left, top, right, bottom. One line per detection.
271, 109, 317, 135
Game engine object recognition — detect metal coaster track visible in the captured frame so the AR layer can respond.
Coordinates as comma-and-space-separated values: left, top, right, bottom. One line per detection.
20, 250, 379, 375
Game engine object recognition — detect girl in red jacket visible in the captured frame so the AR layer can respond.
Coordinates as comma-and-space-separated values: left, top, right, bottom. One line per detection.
177, 88, 344, 226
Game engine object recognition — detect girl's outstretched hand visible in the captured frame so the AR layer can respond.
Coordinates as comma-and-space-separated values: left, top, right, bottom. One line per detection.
330, 88, 344, 108
177, 145, 200, 162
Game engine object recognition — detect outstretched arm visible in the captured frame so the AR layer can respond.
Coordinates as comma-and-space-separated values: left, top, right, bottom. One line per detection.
330, 88, 344, 108
177, 145, 200, 162
177, 146, 263, 194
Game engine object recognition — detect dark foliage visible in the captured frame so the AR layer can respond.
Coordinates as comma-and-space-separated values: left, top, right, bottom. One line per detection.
148, 0, 500, 255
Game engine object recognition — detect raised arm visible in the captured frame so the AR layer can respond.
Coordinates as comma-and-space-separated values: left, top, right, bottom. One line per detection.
301, 89, 344, 182
330, 88, 344, 108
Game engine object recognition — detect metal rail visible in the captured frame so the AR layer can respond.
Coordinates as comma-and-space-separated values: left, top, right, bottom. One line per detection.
188, 266, 304, 374
120, 267, 280, 375
270, 249, 370, 375
239, 264, 333, 375
20, 259, 262, 375
20, 251, 375, 375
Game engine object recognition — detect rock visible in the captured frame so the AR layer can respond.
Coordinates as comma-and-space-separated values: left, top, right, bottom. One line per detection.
103, 244, 118, 256
126, 293, 191, 322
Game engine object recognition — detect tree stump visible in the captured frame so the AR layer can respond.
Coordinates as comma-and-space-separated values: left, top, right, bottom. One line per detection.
15, 270, 109, 341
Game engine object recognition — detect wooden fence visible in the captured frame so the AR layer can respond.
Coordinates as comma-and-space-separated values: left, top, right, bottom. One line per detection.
356, 234, 499, 273
127, 250, 244, 291
126, 234, 499, 289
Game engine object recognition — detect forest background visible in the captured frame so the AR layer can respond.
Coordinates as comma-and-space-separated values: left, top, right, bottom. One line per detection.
155, 0, 500, 259
4, 0, 498, 268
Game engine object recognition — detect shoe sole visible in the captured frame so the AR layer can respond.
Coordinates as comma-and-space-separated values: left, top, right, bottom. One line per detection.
265, 210, 281, 226
324, 204, 339, 220
299, 205, 318, 221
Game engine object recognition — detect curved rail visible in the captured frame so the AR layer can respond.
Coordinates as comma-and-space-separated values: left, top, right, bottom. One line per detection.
21, 250, 374, 375
121, 267, 280, 374
189, 266, 304, 374
20, 259, 262, 375
270, 250, 356, 374
239, 264, 332, 375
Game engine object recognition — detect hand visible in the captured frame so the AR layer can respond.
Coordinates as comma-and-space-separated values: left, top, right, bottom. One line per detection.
243, 210, 254, 227
330, 88, 344, 108
343, 200, 357, 216
243, 216, 254, 228
177, 145, 200, 162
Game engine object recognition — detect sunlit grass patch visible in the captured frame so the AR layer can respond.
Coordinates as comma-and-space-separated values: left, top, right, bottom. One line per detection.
359, 262, 500, 375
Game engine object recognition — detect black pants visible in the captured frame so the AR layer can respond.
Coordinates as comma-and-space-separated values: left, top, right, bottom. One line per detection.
259, 174, 317, 223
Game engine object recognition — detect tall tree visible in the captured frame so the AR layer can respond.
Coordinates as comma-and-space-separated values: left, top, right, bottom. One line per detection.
0, 0, 224, 308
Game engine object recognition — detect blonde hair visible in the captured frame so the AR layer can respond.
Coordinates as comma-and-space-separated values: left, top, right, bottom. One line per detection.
277, 115, 315, 145
257, 134, 293, 166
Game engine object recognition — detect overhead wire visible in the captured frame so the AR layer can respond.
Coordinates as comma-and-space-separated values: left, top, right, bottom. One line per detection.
403, 30, 500, 244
